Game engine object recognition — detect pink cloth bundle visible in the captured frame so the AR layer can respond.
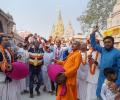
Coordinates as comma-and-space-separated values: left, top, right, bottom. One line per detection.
48, 64, 64, 82
6, 61, 29, 80
48, 64, 67, 96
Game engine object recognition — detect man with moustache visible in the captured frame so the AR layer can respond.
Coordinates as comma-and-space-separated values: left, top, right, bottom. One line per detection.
90, 26, 120, 100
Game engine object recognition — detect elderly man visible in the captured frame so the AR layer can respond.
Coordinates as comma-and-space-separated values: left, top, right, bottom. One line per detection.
0, 33, 21, 100
90, 26, 120, 100
54, 40, 82, 100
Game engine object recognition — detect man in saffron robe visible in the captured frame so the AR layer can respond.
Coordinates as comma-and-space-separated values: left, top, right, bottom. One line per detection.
90, 27, 120, 99
54, 40, 82, 100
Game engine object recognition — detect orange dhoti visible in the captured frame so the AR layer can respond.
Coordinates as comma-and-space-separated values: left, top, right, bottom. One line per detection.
56, 84, 77, 100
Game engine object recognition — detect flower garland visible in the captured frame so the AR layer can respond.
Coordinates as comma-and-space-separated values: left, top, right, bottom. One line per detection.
81, 51, 87, 65
88, 48, 99, 75
0, 45, 8, 72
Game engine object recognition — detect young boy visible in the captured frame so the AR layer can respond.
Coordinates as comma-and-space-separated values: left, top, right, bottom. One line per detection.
101, 68, 120, 100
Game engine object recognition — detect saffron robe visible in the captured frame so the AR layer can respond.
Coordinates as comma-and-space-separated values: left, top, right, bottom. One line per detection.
56, 50, 82, 100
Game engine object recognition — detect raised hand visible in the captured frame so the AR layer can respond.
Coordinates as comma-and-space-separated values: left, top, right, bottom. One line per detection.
52, 59, 58, 63
56, 73, 66, 84
92, 26, 99, 34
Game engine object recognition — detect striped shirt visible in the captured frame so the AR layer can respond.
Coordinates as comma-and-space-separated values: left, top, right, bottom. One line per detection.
28, 47, 44, 67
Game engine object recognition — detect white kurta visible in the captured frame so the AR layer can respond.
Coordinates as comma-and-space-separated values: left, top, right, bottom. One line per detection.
53, 45, 66, 60
86, 51, 100, 100
17, 48, 28, 92
0, 72, 6, 100
1, 80, 21, 100
24, 50, 29, 90
42, 52, 53, 92
1, 49, 21, 100
77, 52, 89, 100
101, 80, 117, 100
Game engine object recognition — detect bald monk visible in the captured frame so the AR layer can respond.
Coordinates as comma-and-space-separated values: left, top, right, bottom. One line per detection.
54, 40, 82, 100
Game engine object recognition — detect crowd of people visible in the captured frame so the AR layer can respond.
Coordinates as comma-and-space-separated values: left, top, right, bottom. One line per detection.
0, 26, 120, 100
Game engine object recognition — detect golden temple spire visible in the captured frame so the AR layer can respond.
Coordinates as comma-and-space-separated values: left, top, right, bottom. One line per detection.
51, 10, 64, 38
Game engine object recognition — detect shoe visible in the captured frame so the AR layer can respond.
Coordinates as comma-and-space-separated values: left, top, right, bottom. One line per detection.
43, 86, 46, 92
49, 91, 54, 95
24, 90, 29, 93
21, 91, 24, 95
36, 90, 40, 96
50, 91, 55, 95
35, 88, 40, 96
37, 91, 40, 96
30, 93, 34, 98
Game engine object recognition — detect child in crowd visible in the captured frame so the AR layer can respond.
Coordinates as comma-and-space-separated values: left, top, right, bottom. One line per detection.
101, 68, 120, 100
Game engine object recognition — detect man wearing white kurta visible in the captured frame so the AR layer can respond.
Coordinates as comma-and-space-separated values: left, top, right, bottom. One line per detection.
0, 48, 21, 100
42, 47, 53, 92
86, 50, 100, 100
77, 52, 89, 100
17, 46, 27, 93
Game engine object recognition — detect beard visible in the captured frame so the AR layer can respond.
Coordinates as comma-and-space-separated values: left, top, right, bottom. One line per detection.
105, 46, 113, 51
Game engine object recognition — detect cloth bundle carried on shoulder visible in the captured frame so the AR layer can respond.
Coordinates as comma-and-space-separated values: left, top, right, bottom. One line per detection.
48, 64, 67, 96
6, 61, 29, 80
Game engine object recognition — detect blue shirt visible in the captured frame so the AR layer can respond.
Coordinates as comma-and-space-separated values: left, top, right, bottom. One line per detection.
90, 33, 120, 97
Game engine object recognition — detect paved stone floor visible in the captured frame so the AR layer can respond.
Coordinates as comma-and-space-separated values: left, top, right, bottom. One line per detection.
21, 90, 55, 100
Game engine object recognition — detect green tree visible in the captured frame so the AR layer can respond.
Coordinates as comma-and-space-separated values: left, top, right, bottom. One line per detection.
77, 0, 117, 32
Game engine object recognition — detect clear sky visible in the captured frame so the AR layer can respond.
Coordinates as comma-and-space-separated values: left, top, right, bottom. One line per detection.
0, 0, 89, 38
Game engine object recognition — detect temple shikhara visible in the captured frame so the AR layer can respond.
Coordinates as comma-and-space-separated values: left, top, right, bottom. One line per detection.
51, 11, 74, 40
106, 0, 120, 32
64, 21, 75, 39
51, 11, 64, 38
